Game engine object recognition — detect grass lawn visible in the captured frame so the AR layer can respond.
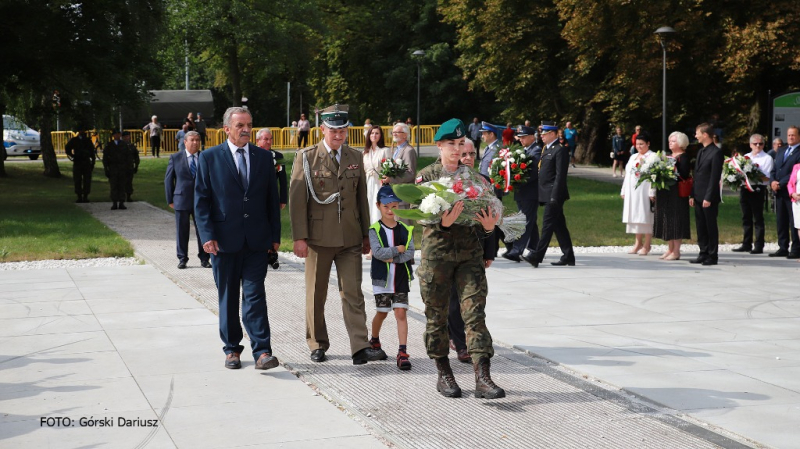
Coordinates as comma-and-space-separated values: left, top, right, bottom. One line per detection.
1, 153, 777, 262
0, 162, 134, 262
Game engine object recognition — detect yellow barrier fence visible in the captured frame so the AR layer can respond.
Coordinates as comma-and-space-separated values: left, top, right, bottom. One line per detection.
53, 124, 442, 157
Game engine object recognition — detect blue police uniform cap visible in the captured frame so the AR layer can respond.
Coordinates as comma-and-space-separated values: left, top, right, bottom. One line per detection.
515, 125, 537, 137
433, 118, 467, 141
378, 185, 402, 204
541, 121, 559, 131
479, 121, 501, 136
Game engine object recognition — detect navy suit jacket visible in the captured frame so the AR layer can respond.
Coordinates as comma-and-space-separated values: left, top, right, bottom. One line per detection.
165, 150, 197, 211
194, 142, 281, 252
770, 145, 800, 199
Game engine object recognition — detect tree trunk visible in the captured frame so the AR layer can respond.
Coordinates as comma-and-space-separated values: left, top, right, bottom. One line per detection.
576, 104, 610, 165
40, 93, 61, 178
0, 100, 7, 177
226, 41, 242, 107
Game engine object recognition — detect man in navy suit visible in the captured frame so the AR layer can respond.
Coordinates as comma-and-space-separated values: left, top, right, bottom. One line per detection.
195, 107, 282, 371
165, 131, 210, 269
769, 126, 800, 258
689, 123, 724, 266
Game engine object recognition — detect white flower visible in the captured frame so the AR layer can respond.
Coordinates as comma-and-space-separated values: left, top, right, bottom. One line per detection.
727, 175, 738, 183
395, 158, 403, 165
508, 158, 515, 163
419, 194, 450, 215
501, 161, 508, 167
651, 174, 657, 182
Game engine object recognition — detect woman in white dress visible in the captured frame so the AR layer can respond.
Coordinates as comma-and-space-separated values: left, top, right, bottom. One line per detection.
621, 132, 656, 255
363, 125, 391, 225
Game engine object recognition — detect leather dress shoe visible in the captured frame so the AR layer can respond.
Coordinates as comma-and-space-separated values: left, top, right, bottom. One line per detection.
731, 246, 751, 252
787, 253, 800, 259
177, 260, 187, 269
201, 260, 212, 268
769, 249, 789, 257
550, 259, 575, 266
255, 353, 279, 370
688, 257, 707, 264
456, 348, 471, 363
521, 253, 539, 268
310, 349, 326, 362
352, 347, 387, 365
501, 251, 521, 262
750, 248, 763, 254
225, 352, 241, 369
701, 258, 718, 266
118, 202, 127, 210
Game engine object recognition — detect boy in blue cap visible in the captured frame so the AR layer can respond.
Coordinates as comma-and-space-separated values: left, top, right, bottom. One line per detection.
368, 185, 416, 370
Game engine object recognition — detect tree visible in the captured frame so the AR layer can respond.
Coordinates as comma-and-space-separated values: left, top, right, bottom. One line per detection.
0, 0, 166, 177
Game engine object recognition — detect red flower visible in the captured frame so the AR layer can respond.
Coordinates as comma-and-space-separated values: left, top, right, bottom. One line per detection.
520, 163, 527, 169
495, 183, 502, 189
744, 155, 750, 159
452, 180, 464, 194
466, 187, 479, 199
499, 170, 506, 176
381, 158, 386, 163
514, 174, 521, 181
507, 185, 513, 192
511, 163, 518, 169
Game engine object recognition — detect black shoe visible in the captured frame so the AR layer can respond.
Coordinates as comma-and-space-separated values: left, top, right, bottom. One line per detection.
126, 195, 133, 202
769, 249, 789, 257
550, 259, 575, 266
701, 258, 718, 266
501, 251, 521, 262
83, 196, 89, 203
201, 260, 212, 268
352, 347, 387, 365
731, 246, 751, 252
76, 196, 83, 203
225, 352, 241, 369
177, 260, 187, 269
310, 349, 326, 362
689, 257, 707, 264
111, 202, 118, 210
750, 248, 763, 254
521, 253, 539, 268
118, 202, 127, 210
788, 253, 800, 259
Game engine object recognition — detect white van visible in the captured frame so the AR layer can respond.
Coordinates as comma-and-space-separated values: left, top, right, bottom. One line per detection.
3, 115, 41, 160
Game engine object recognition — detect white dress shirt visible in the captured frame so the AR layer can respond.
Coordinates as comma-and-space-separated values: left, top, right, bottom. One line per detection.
226, 140, 250, 180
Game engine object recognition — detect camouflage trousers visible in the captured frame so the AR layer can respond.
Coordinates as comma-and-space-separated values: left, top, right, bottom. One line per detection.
418, 257, 494, 364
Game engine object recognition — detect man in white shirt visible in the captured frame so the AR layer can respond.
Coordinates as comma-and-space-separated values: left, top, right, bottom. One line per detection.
733, 134, 774, 254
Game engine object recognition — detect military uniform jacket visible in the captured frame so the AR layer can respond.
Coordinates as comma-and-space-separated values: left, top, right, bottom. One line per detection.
514, 143, 541, 204
538, 141, 570, 204
289, 142, 370, 248
103, 140, 133, 175
65, 135, 95, 164
127, 142, 140, 172
417, 162, 485, 262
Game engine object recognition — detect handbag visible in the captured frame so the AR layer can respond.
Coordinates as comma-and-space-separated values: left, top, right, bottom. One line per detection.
678, 177, 693, 198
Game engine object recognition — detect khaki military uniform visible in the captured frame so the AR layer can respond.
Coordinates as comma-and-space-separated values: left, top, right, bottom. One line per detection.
289, 141, 372, 355
102, 140, 133, 202
417, 161, 494, 363
125, 142, 140, 200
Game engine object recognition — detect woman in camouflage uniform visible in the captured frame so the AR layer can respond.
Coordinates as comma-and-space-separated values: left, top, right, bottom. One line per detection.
416, 118, 505, 399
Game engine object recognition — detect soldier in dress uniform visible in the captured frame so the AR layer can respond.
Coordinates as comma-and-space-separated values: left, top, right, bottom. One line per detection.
289, 104, 387, 365
121, 131, 140, 202
65, 129, 96, 203
416, 118, 505, 399
102, 129, 132, 210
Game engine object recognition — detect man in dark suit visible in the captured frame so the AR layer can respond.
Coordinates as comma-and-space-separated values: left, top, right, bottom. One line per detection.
165, 131, 210, 270
255, 128, 288, 209
195, 107, 282, 371
689, 123, 725, 265
769, 126, 800, 258
502, 125, 541, 263
529, 121, 574, 267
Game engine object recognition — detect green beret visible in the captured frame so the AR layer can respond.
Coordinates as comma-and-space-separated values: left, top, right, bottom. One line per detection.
434, 118, 467, 141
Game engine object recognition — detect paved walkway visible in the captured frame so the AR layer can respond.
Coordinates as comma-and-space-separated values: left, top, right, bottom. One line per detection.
3, 200, 785, 448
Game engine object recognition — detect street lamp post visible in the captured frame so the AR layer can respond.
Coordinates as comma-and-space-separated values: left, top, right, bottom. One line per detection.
412, 50, 425, 158
655, 26, 676, 153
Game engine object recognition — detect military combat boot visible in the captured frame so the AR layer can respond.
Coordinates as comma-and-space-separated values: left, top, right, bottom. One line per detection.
111, 202, 118, 210
118, 201, 127, 210
434, 357, 461, 398
474, 357, 505, 399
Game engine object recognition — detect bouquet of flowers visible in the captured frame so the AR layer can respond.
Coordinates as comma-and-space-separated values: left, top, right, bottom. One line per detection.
391, 166, 526, 242
634, 151, 677, 190
722, 154, 764, 192
379, 157, 409, 178
488, 144, 532, 193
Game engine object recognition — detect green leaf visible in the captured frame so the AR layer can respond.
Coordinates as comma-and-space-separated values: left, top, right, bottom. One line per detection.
391, 184, 426, 204
392, 209, 438, 221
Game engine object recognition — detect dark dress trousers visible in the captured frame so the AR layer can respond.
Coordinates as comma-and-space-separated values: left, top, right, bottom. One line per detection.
272, 149, 289, 205
511, 143, 542, 255
165, 150, 209, 264
533, 141, 574, 264
195, 142, 282, 360
770, 145, 800, 254
691, 144, 724, 260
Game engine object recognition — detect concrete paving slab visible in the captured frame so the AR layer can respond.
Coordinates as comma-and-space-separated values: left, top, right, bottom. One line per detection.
0, 299, 92, 319
692, 403, 800, 449
0, 287, 84, 302
0, 314, 103, 338
94, 308, 216, 331
0, 330, 114, 362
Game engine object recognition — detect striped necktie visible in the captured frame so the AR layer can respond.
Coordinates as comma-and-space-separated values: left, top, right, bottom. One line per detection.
189, 154, 196, 179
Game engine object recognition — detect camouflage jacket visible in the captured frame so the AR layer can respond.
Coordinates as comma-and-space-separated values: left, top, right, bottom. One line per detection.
417, 161, 485, 262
